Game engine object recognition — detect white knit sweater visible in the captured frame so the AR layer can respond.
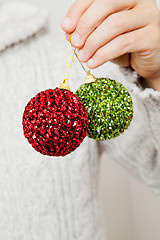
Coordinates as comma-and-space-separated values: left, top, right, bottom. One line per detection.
0, 2, 160, 240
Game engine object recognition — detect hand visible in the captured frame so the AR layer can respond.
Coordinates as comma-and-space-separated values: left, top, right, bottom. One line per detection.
61, 0, 160, 91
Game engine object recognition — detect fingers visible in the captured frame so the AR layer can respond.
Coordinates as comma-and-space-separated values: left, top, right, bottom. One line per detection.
70, 0, 137, 48
86, 26, 148, 69
77, 7, 147, 62
61, 0, 94, 33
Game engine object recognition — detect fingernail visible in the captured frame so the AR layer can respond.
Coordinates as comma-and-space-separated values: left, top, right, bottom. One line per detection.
71, 32, 82, 47
61, 17, 72, 29
77, 49, 85, 61
87, 58, 95, 68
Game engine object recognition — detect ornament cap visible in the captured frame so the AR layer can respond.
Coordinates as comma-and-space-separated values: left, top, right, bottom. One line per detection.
59, 79, 71, 91
85, 71, 96, 83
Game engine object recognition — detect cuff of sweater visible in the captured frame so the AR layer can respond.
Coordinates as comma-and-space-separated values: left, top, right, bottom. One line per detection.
118, 66, 160, 99
118, 66, 160, 149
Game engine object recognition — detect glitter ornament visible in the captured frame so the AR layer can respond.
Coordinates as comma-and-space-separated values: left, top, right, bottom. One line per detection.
76, 71, 133, 141
22, 35, 88, 157
22, 87, 88, 156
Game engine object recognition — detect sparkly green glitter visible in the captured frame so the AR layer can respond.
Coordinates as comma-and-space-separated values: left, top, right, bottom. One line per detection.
76, 78, 133, 141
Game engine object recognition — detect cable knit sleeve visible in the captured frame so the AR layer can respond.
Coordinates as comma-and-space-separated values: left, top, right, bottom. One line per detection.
97, 64, 160, 195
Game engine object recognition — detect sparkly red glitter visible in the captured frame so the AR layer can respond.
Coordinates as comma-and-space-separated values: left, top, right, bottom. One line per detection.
22, 88, 88, 156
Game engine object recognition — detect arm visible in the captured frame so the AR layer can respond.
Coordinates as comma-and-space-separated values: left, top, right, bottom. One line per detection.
98, 63, 160, 194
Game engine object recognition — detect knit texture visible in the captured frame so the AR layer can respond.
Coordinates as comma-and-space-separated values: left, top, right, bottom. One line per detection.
0, 2, 102, 240
0, 1, 160, 239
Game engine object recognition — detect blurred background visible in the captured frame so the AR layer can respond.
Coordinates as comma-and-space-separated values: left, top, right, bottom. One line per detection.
1, 0, 160, 239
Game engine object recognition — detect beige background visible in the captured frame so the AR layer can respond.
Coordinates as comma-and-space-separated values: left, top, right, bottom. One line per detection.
1, 0, 160, 239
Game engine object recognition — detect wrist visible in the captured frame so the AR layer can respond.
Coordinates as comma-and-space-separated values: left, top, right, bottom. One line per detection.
142, 72, 160, 92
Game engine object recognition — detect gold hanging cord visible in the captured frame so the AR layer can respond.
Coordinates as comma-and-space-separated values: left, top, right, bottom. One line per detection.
59, 34, 75, 91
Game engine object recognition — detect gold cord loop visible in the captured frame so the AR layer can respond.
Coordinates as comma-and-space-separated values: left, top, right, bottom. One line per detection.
59, 34, 75, 91
59, 34, 96, 91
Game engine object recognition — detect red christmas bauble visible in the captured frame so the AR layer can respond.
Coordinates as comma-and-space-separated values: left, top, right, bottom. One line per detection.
22, 88, 88, 156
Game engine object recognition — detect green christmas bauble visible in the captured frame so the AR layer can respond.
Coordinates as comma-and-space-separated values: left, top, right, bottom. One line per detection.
76, 74, 133, 141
